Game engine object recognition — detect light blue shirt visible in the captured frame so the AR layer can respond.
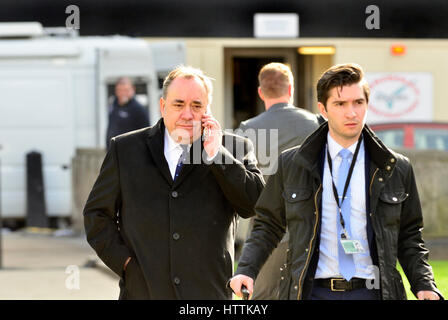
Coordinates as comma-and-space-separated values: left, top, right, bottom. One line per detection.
315, 133, 375, 280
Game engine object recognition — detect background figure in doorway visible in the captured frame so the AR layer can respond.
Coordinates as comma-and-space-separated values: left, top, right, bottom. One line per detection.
106, 77, 149, 149
237, 62, 320, 299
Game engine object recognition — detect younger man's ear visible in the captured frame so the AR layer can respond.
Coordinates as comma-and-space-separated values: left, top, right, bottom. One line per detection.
317, 102, 328, 119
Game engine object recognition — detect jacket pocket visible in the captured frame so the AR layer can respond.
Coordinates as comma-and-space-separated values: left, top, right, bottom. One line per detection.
122, 258, 151, 299
379, 191, 409, 204
282, 188, 313, 203
391, 268, 407, 300
378, 190, 408, 227
282, 188, 313, 221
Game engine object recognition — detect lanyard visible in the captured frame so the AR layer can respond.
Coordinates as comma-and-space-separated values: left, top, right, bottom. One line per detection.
326, 134, 363, 239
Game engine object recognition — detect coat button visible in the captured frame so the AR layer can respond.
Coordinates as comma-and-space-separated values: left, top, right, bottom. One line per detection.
292, 193, 297, 199
386, 165, 391, 171
173, 233, 180, 240
171, 191, 178, 198
294, 285, 298, 290
174, 277, 181, 285
392, 197, 398, 202
390, 158, 396, 163
378, 177, 383, 182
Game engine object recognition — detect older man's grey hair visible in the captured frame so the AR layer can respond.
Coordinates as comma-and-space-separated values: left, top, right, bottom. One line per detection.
162, 65, 214, 107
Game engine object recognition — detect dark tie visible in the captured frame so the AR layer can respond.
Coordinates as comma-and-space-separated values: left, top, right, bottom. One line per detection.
174, 144, 188, 181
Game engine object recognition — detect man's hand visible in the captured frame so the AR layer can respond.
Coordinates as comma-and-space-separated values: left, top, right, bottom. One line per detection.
201, 113, 222, 159
229, 274, 254, 299
417, 290, 440, 300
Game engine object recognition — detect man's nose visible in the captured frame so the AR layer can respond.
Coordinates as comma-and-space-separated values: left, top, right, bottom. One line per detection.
345, 104, 357, 117
180, 106, 194, 119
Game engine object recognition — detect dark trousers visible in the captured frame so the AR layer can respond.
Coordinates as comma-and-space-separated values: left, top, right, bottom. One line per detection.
310, 282, 381, 300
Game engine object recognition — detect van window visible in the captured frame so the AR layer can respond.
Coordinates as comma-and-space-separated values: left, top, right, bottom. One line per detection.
414, 128, 448, 151
374, 129, 404, 149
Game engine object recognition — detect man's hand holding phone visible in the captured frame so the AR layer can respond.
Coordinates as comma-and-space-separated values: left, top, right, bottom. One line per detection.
201, 112, 222, 160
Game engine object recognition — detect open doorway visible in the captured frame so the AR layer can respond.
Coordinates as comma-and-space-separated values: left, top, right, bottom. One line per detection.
225, 48, 297, 129
232, 56, 284, 128
225, 47, 333, 256
225, 47, 332, 129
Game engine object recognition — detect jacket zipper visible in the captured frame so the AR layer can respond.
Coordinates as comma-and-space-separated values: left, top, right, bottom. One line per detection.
297, 183, 322, 300
369, 168, 379, 196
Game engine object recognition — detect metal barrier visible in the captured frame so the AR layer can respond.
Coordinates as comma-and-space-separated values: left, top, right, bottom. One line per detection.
71, 148, 106, 235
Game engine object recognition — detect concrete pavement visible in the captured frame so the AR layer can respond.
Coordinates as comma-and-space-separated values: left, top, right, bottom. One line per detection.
0, 228, 446, 301
0, 229, 120, 300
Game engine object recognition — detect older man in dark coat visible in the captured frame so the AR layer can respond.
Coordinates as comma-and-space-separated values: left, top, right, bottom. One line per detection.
84, 66, 264, 299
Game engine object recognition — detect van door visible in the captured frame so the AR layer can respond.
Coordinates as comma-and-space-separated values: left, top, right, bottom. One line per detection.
0, 68, 75, 218
96, 44, 158, 148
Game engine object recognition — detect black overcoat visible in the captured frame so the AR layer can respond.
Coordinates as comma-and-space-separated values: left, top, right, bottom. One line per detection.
84, 119, 264, 299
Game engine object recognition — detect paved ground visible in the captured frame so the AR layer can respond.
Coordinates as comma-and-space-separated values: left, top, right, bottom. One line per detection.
0, 229, 120, 300
0, 228, 446, 301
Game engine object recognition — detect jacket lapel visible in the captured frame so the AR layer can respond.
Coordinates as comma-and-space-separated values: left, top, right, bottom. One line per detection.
172, 136, 204, 187
145, 119, 174, 185
363, 125, 397, 217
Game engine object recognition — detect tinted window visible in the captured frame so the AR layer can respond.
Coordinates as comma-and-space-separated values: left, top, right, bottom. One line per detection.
414, 128, 448, 151
374, 129, 404, 149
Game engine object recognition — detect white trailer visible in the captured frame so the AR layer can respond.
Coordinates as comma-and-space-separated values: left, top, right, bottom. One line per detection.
0, 24, 185, 222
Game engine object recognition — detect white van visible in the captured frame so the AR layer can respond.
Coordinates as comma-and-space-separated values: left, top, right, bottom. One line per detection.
0, 23, 185, 224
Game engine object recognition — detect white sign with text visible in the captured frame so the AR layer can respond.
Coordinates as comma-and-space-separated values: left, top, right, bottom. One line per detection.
254, 13, 299, 38
366, 72, 433, 124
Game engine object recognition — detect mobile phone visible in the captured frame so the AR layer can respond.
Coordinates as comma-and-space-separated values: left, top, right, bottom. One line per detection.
202, 108, 212, 141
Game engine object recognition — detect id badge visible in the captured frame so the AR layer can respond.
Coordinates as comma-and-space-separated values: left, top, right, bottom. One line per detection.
340, 239, 365, 254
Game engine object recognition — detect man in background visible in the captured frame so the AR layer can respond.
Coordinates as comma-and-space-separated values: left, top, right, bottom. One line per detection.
236, 62, 320, 299
106, 77, 149, 149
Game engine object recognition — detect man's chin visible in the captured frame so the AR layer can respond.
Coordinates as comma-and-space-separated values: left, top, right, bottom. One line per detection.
171, 128, 201, 144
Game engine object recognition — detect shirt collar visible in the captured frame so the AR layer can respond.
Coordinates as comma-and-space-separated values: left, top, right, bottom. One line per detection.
327, 132, 363, 160
164, 128, 191, 153
267, 102, 289, 113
